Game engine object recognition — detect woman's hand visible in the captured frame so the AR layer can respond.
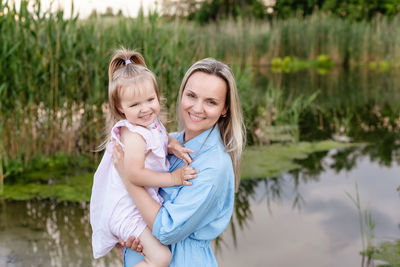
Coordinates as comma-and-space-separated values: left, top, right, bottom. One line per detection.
113, 142, 126, 178
119, 237, 144, 255
168, 137, 194, 165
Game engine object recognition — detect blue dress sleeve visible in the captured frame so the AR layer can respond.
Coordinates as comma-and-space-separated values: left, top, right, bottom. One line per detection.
152, 167, 220, 245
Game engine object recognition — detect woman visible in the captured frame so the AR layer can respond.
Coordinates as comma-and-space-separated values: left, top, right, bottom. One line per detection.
114, 58, 245, 266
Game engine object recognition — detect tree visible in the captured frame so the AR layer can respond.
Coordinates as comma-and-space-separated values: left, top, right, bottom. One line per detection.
273, 0, 400, 20
162, 0, 268, 24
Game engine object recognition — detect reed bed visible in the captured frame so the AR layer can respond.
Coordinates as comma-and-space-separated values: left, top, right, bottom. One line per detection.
1, 0, 400, 171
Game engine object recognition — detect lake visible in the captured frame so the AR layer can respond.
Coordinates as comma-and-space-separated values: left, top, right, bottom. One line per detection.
1, 67, 399, 266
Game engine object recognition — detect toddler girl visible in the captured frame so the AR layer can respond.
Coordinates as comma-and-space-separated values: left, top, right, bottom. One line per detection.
90, 48, 197, 267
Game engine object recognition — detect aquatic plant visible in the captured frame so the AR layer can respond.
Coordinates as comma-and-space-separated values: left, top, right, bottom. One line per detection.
373, 240, 400, 267
346, 182, 376, 267
254, 86, 318, 144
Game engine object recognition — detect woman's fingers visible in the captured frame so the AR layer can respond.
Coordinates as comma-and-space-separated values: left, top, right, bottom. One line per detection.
132, 238, 139, 251
124, 236, 141, 251
113, 143, 122, 163
125, 236, 135, 248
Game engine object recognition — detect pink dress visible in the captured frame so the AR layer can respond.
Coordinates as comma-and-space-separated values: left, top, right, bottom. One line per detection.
90, 118, 169, 259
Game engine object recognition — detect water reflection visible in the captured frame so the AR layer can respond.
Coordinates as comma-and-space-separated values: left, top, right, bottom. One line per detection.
0, 201, 120, 267
1, 146, 399, 266
218, 146, 400, 267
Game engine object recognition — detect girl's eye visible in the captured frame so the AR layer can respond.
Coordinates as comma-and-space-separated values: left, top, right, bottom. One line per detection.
148, 97, 154, 102
130, 103, 138, 107
207, 100, 216, 105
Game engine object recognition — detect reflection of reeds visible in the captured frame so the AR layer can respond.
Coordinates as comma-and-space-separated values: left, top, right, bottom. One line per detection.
254, 86, 318, 144
345, 182, 376, 267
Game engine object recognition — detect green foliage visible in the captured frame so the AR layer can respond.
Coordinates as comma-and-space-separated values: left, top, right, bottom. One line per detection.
270, 55, 335, 72
254, 85, 319, 144
3, 173, 93, 202
373, 240, 400, 267
1, 1, 400, 178
163, 0, 267, 24
3, 153, 96, 184
2, 154, 96, 201
273, 0, 400, 20
242, 141, 356, 179
346, 182, 377, 266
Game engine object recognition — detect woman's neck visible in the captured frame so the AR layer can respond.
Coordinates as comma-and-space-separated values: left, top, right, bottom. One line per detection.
183, 131, 197, 143
184, 125, 216, 143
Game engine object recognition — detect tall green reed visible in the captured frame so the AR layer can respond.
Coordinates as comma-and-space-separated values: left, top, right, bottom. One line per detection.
1, 0, 400, 179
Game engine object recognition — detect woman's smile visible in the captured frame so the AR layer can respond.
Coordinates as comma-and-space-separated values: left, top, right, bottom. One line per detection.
188, 112, 205, 122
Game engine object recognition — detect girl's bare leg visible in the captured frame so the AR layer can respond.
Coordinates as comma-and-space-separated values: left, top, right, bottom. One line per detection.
133, 227, 171, 267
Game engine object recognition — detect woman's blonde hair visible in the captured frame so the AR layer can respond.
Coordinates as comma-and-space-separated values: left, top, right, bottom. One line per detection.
99, 48, 160, 150
177, 58, 246, 192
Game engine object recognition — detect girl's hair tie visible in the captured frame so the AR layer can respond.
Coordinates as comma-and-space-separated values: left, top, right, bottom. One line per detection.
125, 59, 132, 65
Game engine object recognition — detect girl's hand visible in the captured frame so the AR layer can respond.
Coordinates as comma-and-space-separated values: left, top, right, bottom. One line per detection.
171, 165, 199, 186
168, 137, 194, 165
119, 237, 144, 255
113, 143, 125, 177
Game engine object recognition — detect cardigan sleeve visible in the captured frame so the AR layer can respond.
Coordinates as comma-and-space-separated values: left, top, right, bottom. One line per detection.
152, 167, 220, 245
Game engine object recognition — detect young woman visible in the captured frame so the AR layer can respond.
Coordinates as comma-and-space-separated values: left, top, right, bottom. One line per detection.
114, 58, 245, 266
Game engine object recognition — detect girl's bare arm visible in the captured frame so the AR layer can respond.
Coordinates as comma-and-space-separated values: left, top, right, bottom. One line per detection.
120, 127, 197, 187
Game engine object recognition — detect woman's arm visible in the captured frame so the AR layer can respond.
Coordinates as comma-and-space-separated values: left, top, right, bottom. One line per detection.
120, 128, 196, 187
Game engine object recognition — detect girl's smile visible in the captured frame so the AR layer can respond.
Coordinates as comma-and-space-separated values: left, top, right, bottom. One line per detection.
119, 79, 160, 127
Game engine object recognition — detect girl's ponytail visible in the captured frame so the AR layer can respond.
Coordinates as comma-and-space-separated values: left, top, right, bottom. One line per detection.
108, 48, 147, 82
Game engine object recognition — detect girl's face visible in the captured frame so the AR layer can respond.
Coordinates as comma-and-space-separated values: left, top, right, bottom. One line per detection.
119, 79, 160, 127
180, 71, 228, 142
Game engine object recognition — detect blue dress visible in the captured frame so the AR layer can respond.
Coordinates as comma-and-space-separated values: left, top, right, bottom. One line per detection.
124, 125, 235, 266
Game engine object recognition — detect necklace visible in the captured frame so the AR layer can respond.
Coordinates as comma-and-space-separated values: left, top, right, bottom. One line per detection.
186, 124, 216, 163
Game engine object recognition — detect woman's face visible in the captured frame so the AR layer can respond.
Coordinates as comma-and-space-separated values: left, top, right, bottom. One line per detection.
180, 71, 228, 142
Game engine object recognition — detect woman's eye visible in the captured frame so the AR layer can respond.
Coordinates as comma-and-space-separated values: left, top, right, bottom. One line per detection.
207, 100, 216, 105
148, 97, 154, 102
187, 93, 195, 98
130, 103, 138, 107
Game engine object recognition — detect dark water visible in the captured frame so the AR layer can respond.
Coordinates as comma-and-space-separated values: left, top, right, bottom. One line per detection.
1, 68, 399, 266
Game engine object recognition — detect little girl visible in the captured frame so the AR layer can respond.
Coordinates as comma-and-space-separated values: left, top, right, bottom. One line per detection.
90, 48, 197, 267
